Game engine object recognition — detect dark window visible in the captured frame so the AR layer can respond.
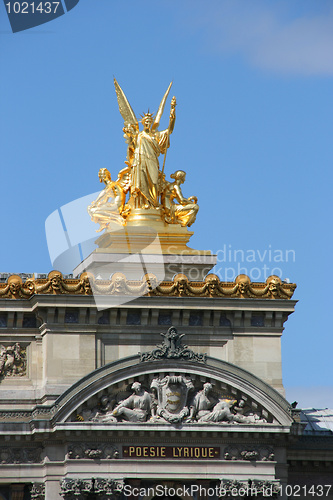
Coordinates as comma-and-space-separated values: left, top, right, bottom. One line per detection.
0, 315, 7, 327
126, 311, 141, 325
22, 314, 37, 328
189, 311, 203, 326
158, 313, 172, 325
98, 310, 110, 325
251, 315, 265, 327
65, 310, 79, 324
220, 314, 231, 327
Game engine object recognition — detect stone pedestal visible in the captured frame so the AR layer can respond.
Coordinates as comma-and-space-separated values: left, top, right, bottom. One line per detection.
73, 250, 216, 280
73, 209, 216, 280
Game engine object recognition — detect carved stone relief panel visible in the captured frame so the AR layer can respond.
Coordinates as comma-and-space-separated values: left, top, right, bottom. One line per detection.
0, 446, 43, 464
224, 445, 275, 461
0, 342, 27, 379
70, 372, 272, 426
60, 478, 123, 499
68, 443, 119, 460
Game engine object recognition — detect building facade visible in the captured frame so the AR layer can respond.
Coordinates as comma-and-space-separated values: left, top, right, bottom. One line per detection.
1, 270, 331, 500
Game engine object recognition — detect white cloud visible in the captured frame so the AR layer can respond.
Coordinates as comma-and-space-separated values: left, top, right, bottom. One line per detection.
188, 0, 333, 75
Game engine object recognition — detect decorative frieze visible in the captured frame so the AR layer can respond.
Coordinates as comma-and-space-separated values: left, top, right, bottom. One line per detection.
60, 479, 93, 498
60, 478, 123, 499
0, 446, 43, 464
0, 271, 296, 300
224, 445, 274, 461
94, 478, 124, 498
68, 443, 119, 460
219, 480, 249, 495
30, 483, 45, 500
219, 479, 280, 498
251, 480, 281, 496
0, 411, 31, 419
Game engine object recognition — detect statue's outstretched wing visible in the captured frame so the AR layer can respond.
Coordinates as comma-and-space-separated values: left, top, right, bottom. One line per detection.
114, 78, 138, 129
152, 82, 172, 131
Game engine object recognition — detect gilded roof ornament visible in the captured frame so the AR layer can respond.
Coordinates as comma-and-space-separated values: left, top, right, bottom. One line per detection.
87, 79, 199, 231
0, 273, 296, 300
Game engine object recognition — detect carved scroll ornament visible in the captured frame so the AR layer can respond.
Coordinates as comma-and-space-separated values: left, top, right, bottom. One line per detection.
140, 326, 206, 363
60, 478, 123, 499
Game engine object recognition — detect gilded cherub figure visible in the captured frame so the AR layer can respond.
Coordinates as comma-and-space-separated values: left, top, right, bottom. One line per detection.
161, 170, 199, 227
88, 167, 130, 231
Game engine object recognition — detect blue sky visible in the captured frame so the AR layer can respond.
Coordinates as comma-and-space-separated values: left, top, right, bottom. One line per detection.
1, 0, 332, 407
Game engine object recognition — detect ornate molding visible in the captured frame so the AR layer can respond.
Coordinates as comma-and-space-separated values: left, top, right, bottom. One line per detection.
0, 410, 31, 420
0, 272, 296, 300
32, 404, 60, 418
0, 447, 43, 464
251, 480, 281, 496
30, 483, 45, 500
94, 478, 124, 497
224, 445, 274, 461
60, 478, 123, 499
219, 479, 280, 497
60, 479, 93, 498
219, 480, 249, 495
140, 327, 206, 363
68, 443, 119, 460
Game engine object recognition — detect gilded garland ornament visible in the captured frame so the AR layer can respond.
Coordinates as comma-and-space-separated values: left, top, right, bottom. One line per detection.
0, 272, 296, 300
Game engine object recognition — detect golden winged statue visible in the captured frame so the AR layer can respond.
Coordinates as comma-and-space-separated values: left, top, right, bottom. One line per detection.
88, 79, 199, 231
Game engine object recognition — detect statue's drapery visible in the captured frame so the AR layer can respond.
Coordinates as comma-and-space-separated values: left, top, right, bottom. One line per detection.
131, 129, 169, 207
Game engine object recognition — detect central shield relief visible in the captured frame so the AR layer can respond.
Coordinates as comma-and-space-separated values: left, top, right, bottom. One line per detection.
151, 375, 194, 423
